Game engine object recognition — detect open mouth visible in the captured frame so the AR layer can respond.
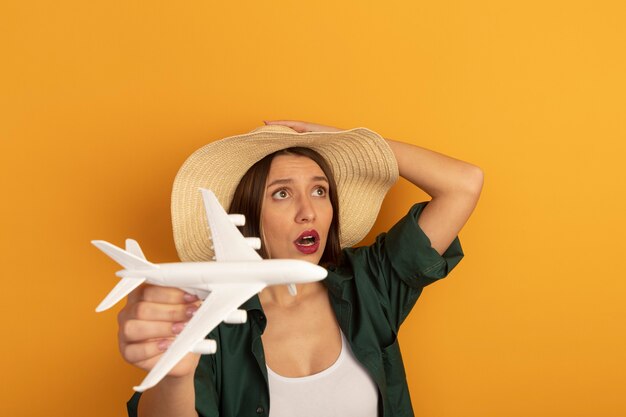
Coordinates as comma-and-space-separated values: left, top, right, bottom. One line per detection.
294, 230, 320, 254
297, 235, 317, 246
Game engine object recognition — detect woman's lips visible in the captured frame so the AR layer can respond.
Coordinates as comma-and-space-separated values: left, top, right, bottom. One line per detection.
294, 229, 320, 255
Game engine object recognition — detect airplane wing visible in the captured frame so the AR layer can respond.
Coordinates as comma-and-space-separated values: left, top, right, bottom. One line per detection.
133, 281, 265, 392
200, 188, 262, 262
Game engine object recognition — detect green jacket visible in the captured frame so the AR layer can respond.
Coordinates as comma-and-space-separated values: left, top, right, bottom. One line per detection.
128, 202, 464, 417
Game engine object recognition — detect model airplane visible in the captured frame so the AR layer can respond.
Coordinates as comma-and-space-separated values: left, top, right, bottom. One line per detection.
93, 188, 327, 392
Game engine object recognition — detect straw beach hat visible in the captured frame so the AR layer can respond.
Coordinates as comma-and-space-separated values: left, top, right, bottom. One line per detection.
172, 124, 399, 262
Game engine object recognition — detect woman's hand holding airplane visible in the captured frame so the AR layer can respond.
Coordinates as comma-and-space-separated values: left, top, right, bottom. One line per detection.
117, 284, 202, 378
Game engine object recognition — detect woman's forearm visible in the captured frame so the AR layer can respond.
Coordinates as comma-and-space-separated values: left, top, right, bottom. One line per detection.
384, 138, 483, 255
138, 374, 198, 417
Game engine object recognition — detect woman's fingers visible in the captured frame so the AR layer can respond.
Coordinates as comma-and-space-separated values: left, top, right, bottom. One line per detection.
120, 339, 201, 376
141, 285, 198, 304
118, 285, 200, 342
263, 120, 343, 133
263, 120, 305, 131
119, 319, 188, 343
121, 338, 174, 364
115, 284, 203, 377
129, 300, 199, 322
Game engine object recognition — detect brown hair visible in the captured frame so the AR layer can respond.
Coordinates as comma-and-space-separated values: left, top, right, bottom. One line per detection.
229, 147, 342, 266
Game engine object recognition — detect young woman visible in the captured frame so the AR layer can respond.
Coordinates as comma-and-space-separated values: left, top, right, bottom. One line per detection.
121, 120, 483, 417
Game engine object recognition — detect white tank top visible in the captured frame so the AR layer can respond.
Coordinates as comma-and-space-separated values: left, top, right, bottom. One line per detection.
266, 331, 379, 417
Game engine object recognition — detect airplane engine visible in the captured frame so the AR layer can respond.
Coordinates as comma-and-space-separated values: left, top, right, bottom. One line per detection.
191, 339, 217, 355
244, 237, 261, 250
224, 309, 247, 324
228, 214, 245, 226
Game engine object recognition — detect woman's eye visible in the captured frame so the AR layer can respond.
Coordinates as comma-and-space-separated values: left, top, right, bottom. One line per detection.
272, 189, 289, 199
313, 186, 327, 197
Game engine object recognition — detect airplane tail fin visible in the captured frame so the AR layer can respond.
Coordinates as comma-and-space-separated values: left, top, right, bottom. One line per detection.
92, 239, 156, 270
93, 239, 158, 312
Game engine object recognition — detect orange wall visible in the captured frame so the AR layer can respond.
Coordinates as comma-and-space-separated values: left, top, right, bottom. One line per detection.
2, 1, 625, 416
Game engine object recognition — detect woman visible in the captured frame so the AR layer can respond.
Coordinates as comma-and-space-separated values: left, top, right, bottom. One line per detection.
122, 120, 483, 417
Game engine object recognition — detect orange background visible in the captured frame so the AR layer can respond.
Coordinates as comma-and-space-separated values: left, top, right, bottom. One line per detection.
1, 1, 625, 416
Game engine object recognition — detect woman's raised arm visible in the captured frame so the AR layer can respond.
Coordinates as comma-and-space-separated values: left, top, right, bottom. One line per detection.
385, 139, 483, 255
263, 120, 484, 255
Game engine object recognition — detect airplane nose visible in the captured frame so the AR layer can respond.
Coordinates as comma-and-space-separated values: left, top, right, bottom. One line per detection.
307, 263, 328, 280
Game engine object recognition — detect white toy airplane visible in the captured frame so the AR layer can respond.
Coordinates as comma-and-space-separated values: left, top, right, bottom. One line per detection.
93, 188, 327, 392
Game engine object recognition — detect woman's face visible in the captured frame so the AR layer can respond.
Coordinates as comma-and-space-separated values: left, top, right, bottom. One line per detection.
260, 154, 333, 264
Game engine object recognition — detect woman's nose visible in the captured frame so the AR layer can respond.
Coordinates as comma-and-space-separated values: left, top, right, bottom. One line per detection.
295, 196, 316, 223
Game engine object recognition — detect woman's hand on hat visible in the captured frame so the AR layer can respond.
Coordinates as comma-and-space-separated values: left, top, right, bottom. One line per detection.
263, 119, 343, 133
117, 284, 202, 378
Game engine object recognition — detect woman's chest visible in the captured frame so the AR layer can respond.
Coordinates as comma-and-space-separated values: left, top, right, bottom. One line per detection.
261, 295, 342, 377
